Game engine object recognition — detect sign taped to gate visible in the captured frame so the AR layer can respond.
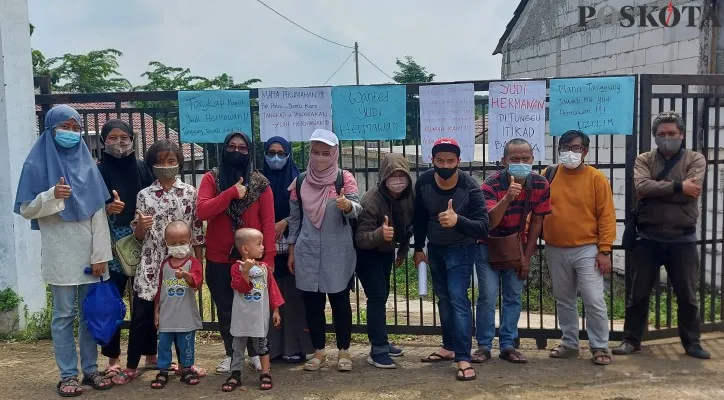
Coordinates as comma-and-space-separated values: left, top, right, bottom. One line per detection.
331, 85, 406, 140
419, 83, 475, 163
488, 80, 546, 160
549, 76, 635, 136
178, 90, 251, 143
258, 87, 333, 142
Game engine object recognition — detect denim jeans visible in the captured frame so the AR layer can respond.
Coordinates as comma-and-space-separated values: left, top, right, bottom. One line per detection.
474, 244, 523, 351
427, 243, 476, 363
50, 284, 98, 379
158, 331, 196, 370
356, 249, 394, 355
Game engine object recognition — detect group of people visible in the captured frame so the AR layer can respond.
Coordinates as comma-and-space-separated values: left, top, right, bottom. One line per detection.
13, 105, 711, 397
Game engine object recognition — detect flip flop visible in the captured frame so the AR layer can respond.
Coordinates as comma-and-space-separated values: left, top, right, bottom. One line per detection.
456, 367, 477, 381
421, 352, 455, 363
499, 348, 528, 364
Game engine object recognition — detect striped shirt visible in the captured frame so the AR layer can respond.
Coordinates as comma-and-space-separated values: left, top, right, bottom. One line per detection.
481, 170, 551, 244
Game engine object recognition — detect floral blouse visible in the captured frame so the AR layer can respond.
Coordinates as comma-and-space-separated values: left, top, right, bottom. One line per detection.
132, 179, 204, 301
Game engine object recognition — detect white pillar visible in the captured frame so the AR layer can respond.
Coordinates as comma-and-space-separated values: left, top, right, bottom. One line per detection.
0, 0, 45, 328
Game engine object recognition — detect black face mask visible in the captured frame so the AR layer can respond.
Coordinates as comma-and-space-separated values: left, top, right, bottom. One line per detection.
224, 151, 249, 169
434, 166, 457, 180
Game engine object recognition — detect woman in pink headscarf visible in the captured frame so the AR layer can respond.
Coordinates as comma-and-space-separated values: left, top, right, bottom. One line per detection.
286, 129, 362, 373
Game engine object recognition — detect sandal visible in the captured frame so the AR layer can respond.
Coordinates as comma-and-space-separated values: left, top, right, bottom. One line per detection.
174, 365, 207, 377
57, 377, 83, 398
150, 371, 169, 389
549, 345, 579, 359
456, 367, 477, 381
104, 364, 122, 378
179, 368, 200, 385
285, 353, 305, 364
421, 352, 455, 363
499, 348, 528, 364
304, 354, 326, 371
259, 373, 273, 390
592, 349, 612, 365
471, 348, 491, 364
221, 374, 241, 392
337, 351, 353, 372
111, 368, 137, 385
82, 371, 114, 390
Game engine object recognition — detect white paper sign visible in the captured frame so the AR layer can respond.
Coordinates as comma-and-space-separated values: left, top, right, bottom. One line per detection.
419, 83, 475, 163
259, 87, 333, 142
488, 80, 546, 161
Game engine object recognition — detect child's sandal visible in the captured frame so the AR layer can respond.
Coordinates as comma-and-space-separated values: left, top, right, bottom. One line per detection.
150, 372, 169, 390
221, 374, 241, 392
179, 368, 200, 385
259, 373, 273, 390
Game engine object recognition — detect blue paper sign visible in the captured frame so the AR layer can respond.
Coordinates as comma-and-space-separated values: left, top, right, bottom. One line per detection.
549, 76, 635, 136
331, 85, 407, 140
178, 90, 251, 143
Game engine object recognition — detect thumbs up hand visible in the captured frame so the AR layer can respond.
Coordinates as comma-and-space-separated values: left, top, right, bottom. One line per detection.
382, 215, 395, 242
336, 188, 352, 213
504, 175, 523, 202
136, 210, 153, 231
235, 177, 247, 199
54, 177, 72, 199
438, 199, 458, 228
106, 190, 126, 215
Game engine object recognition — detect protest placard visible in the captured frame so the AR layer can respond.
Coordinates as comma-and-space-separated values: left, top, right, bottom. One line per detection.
178, 90, 251, 143
331, 85, 406, 140
488, 80, 546, 160
259, 87, 332, 142
419, 83, 475, 163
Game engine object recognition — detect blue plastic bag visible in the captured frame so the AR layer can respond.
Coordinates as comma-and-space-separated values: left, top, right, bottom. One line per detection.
83, 277, 126, 346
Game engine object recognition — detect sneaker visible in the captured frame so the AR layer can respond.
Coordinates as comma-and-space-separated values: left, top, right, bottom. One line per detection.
249, 355, 262, 371
367, 353, 397, 369
685, 344, 711, 360
612, 341, 642, 355
388, 345, 404, 357
216, 356, 231, 374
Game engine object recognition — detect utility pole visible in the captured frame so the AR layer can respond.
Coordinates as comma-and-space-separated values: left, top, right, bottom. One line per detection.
354, 41, 360, 85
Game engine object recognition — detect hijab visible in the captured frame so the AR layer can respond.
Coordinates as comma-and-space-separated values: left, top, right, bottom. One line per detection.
262, 136, 299, 222
14, 104, 110, 230
299, 140, 340, 229
98, 119, 150, 226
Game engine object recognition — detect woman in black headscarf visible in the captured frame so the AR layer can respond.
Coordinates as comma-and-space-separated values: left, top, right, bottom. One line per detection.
96, 119, 155, 376
196, 131, 275, 373
262, 136, 313, 363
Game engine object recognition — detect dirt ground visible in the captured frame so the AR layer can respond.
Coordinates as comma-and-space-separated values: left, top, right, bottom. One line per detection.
1, 332, 723, 400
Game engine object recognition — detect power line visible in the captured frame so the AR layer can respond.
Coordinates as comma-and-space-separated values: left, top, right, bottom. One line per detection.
358, 51, 395, 81
323, 51, 355, 85
255, 0, 354, 49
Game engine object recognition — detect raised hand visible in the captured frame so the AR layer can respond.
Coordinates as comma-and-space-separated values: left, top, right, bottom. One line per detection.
136, 210, 153, 231
235, 177, 247, 199
382, 215, 395, 242
336, 188, 351, 212
54, 177, 72, 199
106, 190, 126, 215
438, 199, 458, 228
505, 175, 523, 202
242, 258, 255, 275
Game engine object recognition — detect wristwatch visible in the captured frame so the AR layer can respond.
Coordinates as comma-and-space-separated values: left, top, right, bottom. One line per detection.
599, 251, 612, 256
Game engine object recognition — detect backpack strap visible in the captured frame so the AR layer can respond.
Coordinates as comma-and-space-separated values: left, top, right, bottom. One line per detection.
295, 170, 348, 226
544, 164, 558, 184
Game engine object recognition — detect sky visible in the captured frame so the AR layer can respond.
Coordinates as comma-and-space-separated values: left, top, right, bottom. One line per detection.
28, 0, 517, 88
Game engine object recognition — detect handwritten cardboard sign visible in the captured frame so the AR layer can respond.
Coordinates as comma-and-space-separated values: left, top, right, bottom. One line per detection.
419, 83, 475, 163
331, 85, 407, 140
549, 76, 635, 136
488, 80, 546, 160
259, 87, 333, 142
178, 90, 251, 144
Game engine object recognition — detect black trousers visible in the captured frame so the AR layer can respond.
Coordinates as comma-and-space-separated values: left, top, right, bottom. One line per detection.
356, 250, 393, 354
302, 288, 352, 350
126, 293, 158, 369
623, 239, 701, 348
206, 261, 257, 358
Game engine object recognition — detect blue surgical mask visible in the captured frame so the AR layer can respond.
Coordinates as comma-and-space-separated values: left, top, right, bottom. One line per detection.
265, 154, 288, 171
508, 163, 532, 179
54, 129, 81, 148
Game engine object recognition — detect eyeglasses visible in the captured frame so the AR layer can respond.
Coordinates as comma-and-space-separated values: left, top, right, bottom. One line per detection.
559, 145, 586, 153
266, 150, 286, 157
226, 144, 249, 154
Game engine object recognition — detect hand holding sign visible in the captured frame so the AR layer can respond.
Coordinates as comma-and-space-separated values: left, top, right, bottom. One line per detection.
438, 199, 458, 228
382, 215, 395, 242
336, 188, 352, 213
106, 190, 126, 215
54, 177, 72, 199
504, 175, 523, 202
235, 177, 247, 200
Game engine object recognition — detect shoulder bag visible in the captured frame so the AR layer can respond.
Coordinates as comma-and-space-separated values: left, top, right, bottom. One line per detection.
487, 173, 532, 270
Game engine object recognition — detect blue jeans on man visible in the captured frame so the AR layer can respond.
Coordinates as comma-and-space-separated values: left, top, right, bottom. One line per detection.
50, 284, 99, 379
427, 243, 476, 363
474, 244, 523, 352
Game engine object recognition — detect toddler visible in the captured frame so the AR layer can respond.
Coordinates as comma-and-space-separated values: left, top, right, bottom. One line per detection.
222, 228, 284, 392
152, 221, 203, 389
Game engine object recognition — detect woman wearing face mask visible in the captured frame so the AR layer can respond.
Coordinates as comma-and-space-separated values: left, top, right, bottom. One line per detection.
196, 132, 275, 374
15, 105, 114, 396
262, 136, 314, 364
96, 120, 155, 376
112, 139, 205, 385
354, 153, 414, 369
287, 129, 363, 372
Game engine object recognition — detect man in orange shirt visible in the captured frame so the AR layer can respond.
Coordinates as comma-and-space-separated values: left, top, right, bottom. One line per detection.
543, 130, 616, 366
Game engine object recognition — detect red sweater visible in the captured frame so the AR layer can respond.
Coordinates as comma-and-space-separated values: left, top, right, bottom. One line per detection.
230, 261, 285, 311
196, 172, 277, 266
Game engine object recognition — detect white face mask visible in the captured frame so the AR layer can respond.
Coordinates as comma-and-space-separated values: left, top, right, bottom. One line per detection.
385, 176, 409, 194
559, 151, 583, 169
168, 244, 191, 259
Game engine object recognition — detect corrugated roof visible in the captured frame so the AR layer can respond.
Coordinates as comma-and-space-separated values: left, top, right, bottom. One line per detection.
493, 0, 530, 55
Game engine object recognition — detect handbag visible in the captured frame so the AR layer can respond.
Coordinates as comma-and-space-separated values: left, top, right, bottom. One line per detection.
622, 149, 685, 251
114, 234, 142, 277
487, 173, 532, 270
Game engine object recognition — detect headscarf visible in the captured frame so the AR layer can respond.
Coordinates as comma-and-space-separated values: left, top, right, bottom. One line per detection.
98, 119, 148, 226
262, 136, 299, 222
14, 104, 110, 230
212, 132, 269, 233
299, 138, 340, 229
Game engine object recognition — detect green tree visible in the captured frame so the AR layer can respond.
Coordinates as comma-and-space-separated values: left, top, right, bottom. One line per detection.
393, 56, 435, 84
47, 49, 131, 93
